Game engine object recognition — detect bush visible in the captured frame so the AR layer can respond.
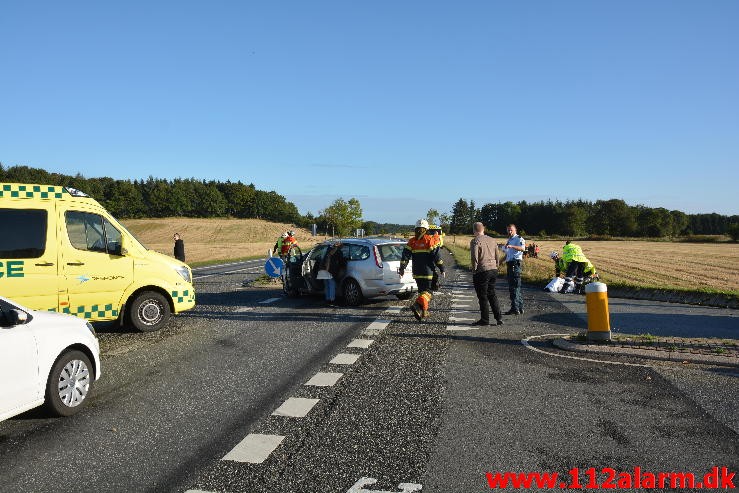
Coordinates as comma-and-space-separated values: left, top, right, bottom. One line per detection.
728, 224, 739, 242
679, 235, 722, 243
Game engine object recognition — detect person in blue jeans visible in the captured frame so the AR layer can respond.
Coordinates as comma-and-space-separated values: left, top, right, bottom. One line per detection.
502, 224, 525, 315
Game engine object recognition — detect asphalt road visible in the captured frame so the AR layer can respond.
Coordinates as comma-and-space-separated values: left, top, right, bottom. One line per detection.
0, 252, 736, 493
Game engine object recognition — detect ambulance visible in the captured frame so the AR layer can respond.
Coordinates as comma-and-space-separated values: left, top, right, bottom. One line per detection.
0, 183, 195, 332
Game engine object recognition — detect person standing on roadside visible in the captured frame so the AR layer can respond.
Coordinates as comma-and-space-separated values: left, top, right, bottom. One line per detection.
173, 233, 185, 262
502, 224, 525, 315
470, 222, 503, 326
273, 232, 288, 259
318, 242, 346, 306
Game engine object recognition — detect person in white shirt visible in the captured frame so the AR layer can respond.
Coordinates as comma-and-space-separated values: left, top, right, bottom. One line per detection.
502, 224, 525, 315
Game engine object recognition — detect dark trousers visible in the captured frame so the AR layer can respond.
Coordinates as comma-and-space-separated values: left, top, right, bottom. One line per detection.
506, 260, 523, 312
562, 261, 587, 293
473, 269, 501, 323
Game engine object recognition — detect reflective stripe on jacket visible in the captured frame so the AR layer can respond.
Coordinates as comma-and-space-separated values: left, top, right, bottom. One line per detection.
401, 234, 444, 279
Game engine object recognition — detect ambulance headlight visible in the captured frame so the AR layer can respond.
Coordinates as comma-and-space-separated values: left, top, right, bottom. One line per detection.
174, 266, 192, 283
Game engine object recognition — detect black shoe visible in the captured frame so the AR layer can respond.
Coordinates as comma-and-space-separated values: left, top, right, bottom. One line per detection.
503, 309, 519, 315
496, 319, 504, 325
411, 304, 423, 321
471, 320, 489, 326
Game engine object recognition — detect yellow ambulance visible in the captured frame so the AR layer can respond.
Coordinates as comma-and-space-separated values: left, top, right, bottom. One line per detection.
0, 183, 195, 332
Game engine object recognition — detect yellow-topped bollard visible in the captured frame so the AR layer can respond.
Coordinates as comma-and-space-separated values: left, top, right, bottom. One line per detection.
585, 282, 611, 342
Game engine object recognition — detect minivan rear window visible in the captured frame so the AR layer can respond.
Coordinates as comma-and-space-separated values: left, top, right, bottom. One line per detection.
378, 243, 405, 262
0, 208, 47, 258
342, 244, 370, 261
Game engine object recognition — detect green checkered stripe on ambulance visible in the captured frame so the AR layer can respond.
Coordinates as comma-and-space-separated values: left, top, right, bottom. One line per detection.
0, 184, 67, 199
172, 289, 194, 304
62, 303, 120, 319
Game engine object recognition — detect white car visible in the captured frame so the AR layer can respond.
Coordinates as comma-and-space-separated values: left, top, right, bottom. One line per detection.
0, 296, 101, 421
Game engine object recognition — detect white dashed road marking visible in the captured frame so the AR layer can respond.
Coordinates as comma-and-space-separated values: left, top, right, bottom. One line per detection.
347, 476, 423, 492
330, 353, 361, 365
449, 316, 475, 323
348, 339, 374, 349
305, 372, 343, 387
222, 433, 285, 463
272, 397, 320, 418
362, 318, 391, 336
234, 307, 254, 312
258, 297, 281, 304
446, 324, 476, 331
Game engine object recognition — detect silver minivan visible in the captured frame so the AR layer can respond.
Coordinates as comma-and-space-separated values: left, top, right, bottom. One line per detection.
283, 237, 416, 305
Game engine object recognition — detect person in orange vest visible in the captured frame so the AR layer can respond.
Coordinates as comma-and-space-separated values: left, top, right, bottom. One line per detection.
281, 230, 298, 257
399, 219, 445, 321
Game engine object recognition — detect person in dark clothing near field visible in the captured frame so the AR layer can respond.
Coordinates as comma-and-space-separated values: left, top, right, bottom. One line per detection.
173, 233, 185, 262
470, 222, 503, 326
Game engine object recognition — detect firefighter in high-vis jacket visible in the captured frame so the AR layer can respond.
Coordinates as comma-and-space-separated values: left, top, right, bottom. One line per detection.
281, 231, 298, 257
558, 242, 594, 294
399, 219, 445, 321
273, 232, 288, 258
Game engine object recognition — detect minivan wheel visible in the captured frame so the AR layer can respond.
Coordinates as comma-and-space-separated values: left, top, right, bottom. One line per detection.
343, 279, 363, 306
127, 291, 171, 332
45, 350, 93, 417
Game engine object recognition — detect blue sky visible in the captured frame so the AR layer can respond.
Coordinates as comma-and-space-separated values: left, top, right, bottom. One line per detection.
1, 1, 737, 223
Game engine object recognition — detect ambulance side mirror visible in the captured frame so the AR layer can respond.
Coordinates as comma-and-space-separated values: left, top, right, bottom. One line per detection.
116, 236, 130, 256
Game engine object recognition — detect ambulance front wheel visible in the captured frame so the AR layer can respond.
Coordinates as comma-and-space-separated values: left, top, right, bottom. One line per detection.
127, 291, 171, 332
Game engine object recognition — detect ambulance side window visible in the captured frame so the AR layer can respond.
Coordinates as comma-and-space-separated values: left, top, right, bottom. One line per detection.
0, 208, 47, 258
103, 218, 122, 255
65, 211, 107, 253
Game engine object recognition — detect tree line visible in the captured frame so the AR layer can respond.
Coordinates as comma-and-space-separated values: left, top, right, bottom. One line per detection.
447, 198, 739, 239
0, 164, 301, 223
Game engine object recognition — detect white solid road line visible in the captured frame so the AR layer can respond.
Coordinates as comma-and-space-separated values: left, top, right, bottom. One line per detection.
521, 334, 651, 368
192, 259, 262, 272
305, 372, 344, 387
193, 267, 253, 280
330, 353, 361, 365
348, 339, 374, 349
222, 433, 285, 463
258, 297, 281, 304
272, 397, 320, 418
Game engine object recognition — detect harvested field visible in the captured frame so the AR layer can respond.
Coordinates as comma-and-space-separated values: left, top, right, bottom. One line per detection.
120, 217, 327, 265
445, 236, 739, 295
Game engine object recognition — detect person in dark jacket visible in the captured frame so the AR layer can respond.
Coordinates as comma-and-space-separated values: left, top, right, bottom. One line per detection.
319, 242, 346, 305
173, 233, 185, 262
399, 219, 445, 321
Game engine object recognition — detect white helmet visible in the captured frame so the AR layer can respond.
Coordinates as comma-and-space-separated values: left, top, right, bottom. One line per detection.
550, 251, 559, 259
415, 219, 430, 229
281, 232, 288, 238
